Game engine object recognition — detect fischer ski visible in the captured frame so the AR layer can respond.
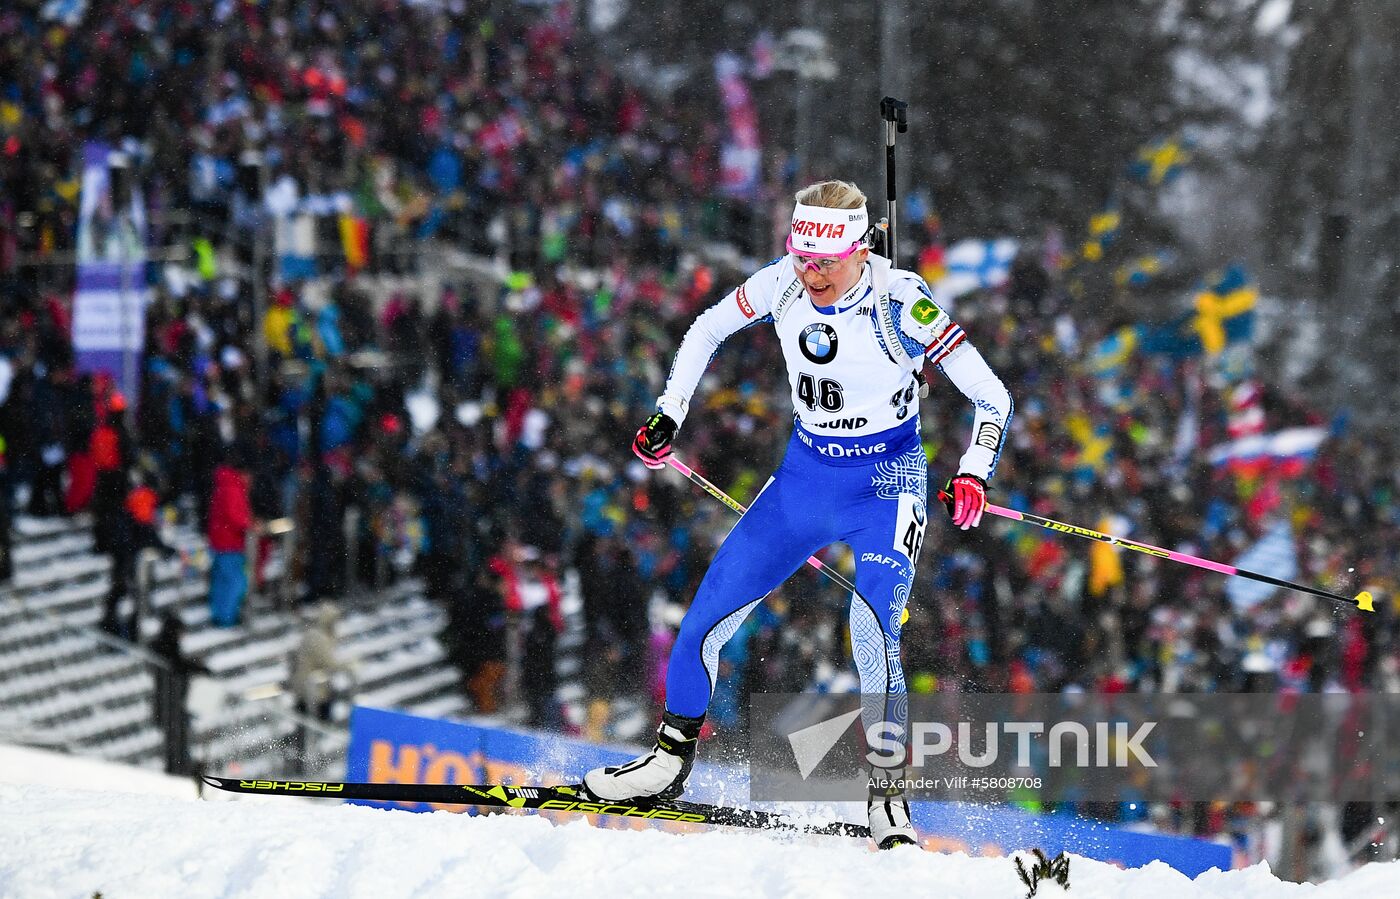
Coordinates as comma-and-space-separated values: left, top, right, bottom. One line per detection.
200, 776, 872, 839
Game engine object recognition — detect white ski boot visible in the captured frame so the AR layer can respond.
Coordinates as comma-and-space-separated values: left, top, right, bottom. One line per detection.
583, 711, 704, 802
868, 767, 919, 849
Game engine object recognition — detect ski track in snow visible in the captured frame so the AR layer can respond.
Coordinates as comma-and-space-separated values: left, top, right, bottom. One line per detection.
2, 784, 1399, 899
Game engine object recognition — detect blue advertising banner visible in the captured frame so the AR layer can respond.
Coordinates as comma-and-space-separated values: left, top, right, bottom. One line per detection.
347, 706, 1232, 876
345, 705, 748, 813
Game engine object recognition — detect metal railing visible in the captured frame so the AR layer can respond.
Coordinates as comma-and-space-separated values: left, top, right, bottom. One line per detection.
246, 516, 297, 614
2, 540, 348, 780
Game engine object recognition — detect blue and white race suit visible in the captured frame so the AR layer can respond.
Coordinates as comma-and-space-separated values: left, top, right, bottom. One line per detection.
657, 253, 1013, 732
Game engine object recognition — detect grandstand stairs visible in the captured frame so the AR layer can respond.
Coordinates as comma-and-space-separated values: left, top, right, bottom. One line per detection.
0, 513, 468, 777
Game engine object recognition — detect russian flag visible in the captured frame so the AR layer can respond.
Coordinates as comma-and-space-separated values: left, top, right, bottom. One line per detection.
1206, 426, 1327, 477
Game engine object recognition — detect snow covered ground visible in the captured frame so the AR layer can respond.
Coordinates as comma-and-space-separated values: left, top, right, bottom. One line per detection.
2, 782, 1399, 899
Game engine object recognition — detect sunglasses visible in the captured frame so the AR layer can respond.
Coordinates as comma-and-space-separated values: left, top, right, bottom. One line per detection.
786, 235, 865, 274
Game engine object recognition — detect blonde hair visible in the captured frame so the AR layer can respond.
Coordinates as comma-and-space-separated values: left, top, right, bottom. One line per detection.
795, 180, 866, 210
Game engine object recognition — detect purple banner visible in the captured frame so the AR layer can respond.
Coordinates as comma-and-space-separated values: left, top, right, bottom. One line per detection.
73, 140, 148, 402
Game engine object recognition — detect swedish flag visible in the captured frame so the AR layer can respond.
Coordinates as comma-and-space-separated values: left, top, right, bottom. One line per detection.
1193, 264, 1257, 356
1080, 205, 1121, 262
1129, 137, 1192, 186
1114, 250, 1175, 287
1090, 326, 1139, 377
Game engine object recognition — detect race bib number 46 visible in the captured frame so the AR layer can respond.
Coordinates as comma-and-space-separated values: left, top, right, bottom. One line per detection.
893, 493, 927, 565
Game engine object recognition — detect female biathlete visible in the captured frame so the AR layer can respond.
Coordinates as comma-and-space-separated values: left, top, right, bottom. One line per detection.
584, 180, 1013, 849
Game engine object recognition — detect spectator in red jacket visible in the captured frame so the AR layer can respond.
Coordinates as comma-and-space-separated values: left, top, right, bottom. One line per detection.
489, 545, 564, 632
207, 449, 255, 628
89, 390, 131, 556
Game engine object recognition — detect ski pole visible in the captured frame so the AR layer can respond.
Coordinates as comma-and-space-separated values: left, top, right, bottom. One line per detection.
940, 491, 1375, 613
879, 96, 908, 268
665, 454, 861, 598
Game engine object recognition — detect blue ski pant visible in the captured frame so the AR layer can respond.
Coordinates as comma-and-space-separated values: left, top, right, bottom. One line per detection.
666, 422, 928, 734
208, 550, 248, 628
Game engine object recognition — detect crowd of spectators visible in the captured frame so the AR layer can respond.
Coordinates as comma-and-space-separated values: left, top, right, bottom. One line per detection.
1, 0, 724, 649
1, 0, 1398, 866
1, 0, 723, 275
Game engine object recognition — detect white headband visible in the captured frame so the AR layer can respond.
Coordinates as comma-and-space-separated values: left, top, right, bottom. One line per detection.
789, 202, 869, 255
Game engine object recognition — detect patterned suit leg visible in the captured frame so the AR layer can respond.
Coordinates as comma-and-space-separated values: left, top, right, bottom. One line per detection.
845, 445, 928, 754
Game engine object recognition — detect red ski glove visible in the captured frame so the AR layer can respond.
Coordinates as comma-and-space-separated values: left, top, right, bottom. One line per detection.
942, 474, 987, 530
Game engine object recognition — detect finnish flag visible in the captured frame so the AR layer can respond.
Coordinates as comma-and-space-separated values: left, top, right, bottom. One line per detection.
1226, 520, 1298, 612
931, 238, 1019, 306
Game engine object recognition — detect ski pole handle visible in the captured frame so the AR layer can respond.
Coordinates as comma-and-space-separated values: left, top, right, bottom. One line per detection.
879, 97, 908, 269
943, 491, 1374, 613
